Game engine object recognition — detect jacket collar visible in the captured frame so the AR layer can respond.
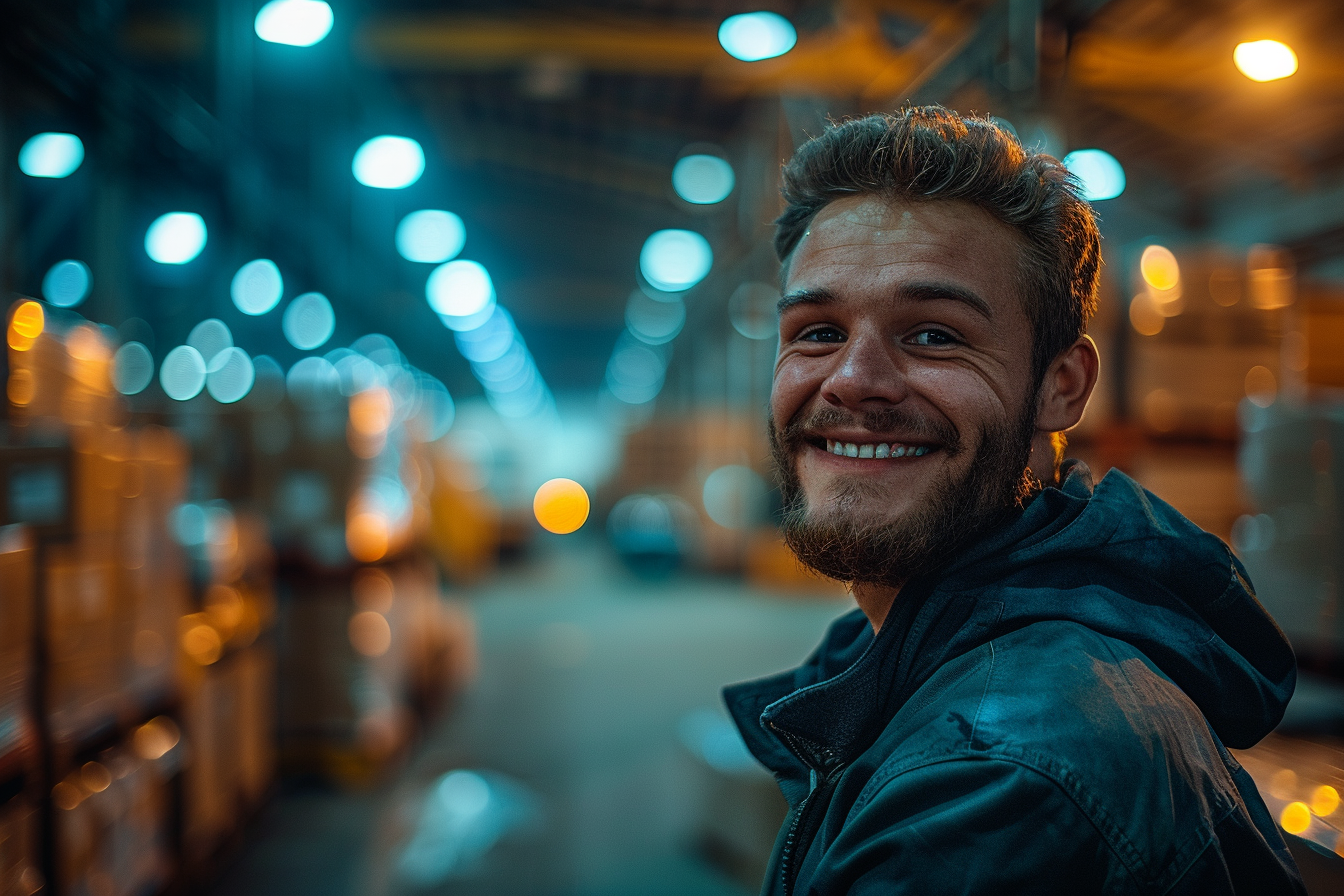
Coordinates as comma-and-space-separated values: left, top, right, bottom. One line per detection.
723, 464, 1097, 780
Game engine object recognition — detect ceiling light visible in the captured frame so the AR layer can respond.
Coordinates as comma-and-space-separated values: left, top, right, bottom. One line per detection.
231, 259, 284, 315
352, 136, 425, 189
255, 0, 333, 47
639, 229, 713, 292
18, 132, 84, 178
1234, 40, 1298, 82
672, 154, 735, 204
1062, 149, 1125, 202
145, 212, 207, 264
283, 292, 336, 350
396, 210, 466, 263
718, 12, 797, 62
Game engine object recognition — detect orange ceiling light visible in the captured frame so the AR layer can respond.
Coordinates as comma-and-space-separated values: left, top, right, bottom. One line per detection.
7, 301, 44, 351
1234, 40, 1298, 82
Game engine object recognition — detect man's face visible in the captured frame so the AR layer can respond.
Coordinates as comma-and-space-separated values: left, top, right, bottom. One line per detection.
769, 195, 1040, 586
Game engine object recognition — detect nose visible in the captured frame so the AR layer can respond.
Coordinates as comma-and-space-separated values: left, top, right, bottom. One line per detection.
819, 328, 908, 410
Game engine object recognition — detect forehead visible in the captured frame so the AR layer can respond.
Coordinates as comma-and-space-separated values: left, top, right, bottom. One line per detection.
785, 195, 1025, 305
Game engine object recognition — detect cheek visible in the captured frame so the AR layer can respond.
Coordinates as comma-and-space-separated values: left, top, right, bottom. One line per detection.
770, 356, 821, 423
908, 365, 1015, 432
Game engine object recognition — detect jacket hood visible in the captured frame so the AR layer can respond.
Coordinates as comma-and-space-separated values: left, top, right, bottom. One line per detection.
726, 461, 1296, 781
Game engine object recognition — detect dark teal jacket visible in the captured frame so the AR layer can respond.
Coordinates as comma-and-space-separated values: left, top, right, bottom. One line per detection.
725, 463, 1305, 895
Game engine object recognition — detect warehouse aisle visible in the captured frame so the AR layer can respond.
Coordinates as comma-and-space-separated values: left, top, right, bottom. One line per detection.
209, 543, 850, 896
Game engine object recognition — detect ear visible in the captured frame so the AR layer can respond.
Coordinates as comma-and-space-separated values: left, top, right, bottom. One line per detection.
1034, 335, 1099, 433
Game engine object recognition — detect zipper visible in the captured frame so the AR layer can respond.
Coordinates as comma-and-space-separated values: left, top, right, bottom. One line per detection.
770, 723, 845, 896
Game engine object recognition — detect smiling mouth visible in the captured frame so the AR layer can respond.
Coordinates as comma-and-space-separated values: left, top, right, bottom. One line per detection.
819, 438, 933, 459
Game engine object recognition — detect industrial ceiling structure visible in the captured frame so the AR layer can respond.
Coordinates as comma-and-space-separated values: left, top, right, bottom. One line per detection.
4, 0, 1344, 405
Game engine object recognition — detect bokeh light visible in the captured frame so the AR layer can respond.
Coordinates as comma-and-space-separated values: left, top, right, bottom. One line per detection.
1245, 365, 1277, 408
606, 337, 667, 405
352, 136, 425, 189
113, 341, 155, 395
255, 0, 334, 47
231, 259, 284, 315
187, 318, 233, 366
533, 479, 590, 534
349, 610, 392, 657
160, 345, 207, 401
18, 132, 84, 178
702, 465, 767, 529
283, 292, 336, 350
1129, 293, 1164, 336
625, 291, 685, 345
132, 717, 181, 761
397, 210, 466, 263
347, 512, 390, 562
718, 12, 797, 61
428, 259, 495, 321
287, 356, 341, 399
1280, 801, 1311, 835
639, 229, 713, 292
1311, 785, 1340, 817
1140, 245, 1180, 291
145, 212, 207, 264
1062, 149, 1125, 201
42, 260, 91, 308
729, 282, 779, 339
207, 347, 256, 403
8, 301, 45, 352
182, 622, 223, 665
672, 154, 735, 204
1234, 40, 1298, 82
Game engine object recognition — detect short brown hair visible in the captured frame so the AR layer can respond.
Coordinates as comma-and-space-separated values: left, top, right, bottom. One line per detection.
775, 106, 1101, 388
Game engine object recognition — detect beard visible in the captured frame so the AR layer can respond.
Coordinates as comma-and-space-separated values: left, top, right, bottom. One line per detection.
768, 401, 1038, 589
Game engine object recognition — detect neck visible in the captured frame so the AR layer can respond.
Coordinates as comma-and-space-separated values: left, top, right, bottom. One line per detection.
851, 581, 903, 633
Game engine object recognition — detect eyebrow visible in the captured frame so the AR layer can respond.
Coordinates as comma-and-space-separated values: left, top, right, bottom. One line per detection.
777, 281, 995, 320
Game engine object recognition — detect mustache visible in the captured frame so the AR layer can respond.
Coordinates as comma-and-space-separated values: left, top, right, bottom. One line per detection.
775, 405, 961, 454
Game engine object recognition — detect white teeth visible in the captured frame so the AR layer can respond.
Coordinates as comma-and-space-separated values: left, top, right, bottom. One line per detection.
821, 440, 933, 458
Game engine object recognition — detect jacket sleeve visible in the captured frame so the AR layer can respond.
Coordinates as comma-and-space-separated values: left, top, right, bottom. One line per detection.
815, 757, 1134, 896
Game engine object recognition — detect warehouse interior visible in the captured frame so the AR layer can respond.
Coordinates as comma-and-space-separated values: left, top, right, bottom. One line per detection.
2, 0, 1344, 893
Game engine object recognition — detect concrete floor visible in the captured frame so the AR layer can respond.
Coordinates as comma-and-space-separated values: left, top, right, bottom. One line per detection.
209, 541, 849, 896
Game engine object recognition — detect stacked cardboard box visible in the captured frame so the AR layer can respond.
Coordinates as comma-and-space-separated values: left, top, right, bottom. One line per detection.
5, 302, 279, 892
48, 717, 180, 896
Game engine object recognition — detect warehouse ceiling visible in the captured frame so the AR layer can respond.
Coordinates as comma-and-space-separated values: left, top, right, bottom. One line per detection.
4, 0, 1344, 399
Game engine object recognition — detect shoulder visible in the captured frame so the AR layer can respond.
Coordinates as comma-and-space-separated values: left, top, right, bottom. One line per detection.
860, 621, 1238, 888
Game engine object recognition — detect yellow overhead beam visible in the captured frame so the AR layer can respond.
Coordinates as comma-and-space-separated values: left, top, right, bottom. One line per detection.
357, 1, 990, 102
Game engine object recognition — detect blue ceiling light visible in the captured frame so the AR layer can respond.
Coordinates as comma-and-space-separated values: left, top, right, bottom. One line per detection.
639, 229, 713, 292
112, 342, 154, 395
718, 12, 797, 62
18, 132, 84, 178
282, 292, 336, 350
352, 136, 425, 189
231, 259, 285, 315
206, 348, 256, 404
187, 318, 233, 368
427, 259, 495, 328
672, 154, 735, 204
145, 212, 207, 264
160, 345, 207, 401
42, 260, 92, 308
396, 209, 466, 263
255, 0, 334, 47
1062, 149, 1126, 202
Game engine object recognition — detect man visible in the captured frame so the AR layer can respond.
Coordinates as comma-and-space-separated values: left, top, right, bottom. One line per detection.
724, 107, 1305, 894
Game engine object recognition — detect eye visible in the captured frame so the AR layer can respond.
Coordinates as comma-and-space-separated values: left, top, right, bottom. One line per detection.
909, 328, 958, 347
799, 326, 846, 343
